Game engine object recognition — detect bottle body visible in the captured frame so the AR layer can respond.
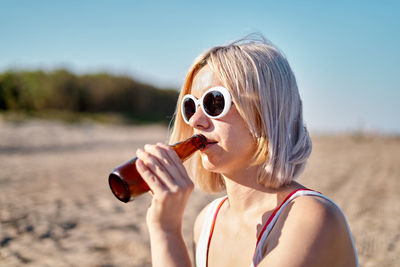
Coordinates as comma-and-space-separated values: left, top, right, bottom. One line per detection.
109, 134, 207, 203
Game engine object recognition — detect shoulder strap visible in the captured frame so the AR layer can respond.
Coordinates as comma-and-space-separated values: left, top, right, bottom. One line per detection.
252, 189, 319, 265
252, 189, 348, 266
196, 196, 228, 267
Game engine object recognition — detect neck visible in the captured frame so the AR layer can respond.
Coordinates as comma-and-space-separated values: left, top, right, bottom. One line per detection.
221, 167, 303, 216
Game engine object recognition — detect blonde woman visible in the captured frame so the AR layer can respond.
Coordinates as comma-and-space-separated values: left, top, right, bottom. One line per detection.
135, 35, 358, 267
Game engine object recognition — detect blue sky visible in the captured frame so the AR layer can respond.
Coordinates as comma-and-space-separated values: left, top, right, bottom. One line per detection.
1, 0, 399, 133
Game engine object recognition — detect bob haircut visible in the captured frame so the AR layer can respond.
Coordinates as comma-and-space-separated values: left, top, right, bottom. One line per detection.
169, 34, 312, 193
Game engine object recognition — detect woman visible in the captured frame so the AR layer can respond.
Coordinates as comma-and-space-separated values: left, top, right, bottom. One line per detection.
135, 35, 358, 267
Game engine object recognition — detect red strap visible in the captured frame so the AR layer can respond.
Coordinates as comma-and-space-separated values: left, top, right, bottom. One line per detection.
206, 189, 315, 266
206, 196, 228, 267
254, 188, 314, 248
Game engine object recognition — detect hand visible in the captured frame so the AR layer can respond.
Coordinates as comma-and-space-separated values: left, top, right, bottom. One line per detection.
136, 143, 194, 233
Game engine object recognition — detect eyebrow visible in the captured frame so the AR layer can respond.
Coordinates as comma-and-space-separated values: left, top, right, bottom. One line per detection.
188, 88, 206, 98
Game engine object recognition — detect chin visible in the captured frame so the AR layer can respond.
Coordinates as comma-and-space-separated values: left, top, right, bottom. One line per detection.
200, 154, 220, 172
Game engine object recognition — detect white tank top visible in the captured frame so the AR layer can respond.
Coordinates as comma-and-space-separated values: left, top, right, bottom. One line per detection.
195, 189, 358, 267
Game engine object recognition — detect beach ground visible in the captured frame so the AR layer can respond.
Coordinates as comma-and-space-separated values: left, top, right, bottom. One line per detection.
0, 119, 399, 266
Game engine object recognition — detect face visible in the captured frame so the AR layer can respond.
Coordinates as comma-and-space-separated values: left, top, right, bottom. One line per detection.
187, 65, 257, 176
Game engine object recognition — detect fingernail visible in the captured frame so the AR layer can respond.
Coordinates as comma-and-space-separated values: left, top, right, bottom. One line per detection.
136, 149, 143, 156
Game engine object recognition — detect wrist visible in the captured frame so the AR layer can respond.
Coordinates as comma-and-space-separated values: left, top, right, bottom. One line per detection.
148, 226, 185, 251
147, 222, 182, 235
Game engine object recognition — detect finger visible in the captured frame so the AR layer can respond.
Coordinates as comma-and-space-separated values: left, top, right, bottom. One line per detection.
158, 143, 193, 187
137, 147, 181, 189
137, 149, 168, 182
143, 144, 188, 187
136, 157, 167, 195
160, 144, 192, 182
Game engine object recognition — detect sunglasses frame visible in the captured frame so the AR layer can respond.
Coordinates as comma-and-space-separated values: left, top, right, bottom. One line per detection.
181, 86, 232, 124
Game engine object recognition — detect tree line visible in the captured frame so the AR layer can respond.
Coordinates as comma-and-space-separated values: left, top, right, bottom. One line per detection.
0, 69, 179, 123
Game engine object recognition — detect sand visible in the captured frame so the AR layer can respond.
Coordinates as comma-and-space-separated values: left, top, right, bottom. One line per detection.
0, 119, 399, 266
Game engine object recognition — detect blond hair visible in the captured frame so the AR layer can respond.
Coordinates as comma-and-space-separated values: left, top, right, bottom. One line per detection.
170, 34, 312, 192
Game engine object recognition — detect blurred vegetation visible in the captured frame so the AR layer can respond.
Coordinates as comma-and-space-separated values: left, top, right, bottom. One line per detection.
0, 69, 179, 124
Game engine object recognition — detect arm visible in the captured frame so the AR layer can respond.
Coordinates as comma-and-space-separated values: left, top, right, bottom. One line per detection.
258, 196, 357, 267
147, 228, 192, 267
136, 143, 194, 267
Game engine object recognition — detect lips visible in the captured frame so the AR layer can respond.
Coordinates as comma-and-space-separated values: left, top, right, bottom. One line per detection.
194, 133, 217, 150
196, 135, 216, 151
203, 136, 217, 144
201, 139, 217, 151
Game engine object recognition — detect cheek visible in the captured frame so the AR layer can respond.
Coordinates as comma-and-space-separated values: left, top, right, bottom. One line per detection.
199, 129, 256, 173
220, 123, 256, 159
223, 116, 254, 145
230, 131, 255, 154
203, 108, 257, 169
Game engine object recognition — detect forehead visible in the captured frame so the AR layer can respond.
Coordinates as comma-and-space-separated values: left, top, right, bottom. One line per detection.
190, 65, 223, 97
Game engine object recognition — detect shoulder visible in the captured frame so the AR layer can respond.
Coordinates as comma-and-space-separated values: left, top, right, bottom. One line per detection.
274, 195, 349, 249
283, 195, 352, 251
259, 195, 357, 267
289, 194, 346, 228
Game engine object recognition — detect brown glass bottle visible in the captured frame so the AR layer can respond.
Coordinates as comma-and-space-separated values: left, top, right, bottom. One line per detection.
108, 134, 207, 203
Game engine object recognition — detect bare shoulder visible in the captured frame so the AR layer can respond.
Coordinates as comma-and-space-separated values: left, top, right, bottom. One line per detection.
279, 195, 351, 250
290, 195, 346, 227
259, 195, 357, 267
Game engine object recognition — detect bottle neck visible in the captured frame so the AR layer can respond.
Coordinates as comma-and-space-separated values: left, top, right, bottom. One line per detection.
171, 134, 207, 161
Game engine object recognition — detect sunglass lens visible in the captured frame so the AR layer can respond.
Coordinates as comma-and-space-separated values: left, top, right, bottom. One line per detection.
183, 98, 196, 121
203, 91, 225, 117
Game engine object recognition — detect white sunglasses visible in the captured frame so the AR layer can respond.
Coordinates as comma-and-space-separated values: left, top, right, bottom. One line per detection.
180, 86, 232, 124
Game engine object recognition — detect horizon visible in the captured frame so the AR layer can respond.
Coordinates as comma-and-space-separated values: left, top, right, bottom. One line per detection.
1, 1, 399, 133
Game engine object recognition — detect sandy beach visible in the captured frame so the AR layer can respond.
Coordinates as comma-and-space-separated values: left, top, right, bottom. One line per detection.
0, 119, 399, 266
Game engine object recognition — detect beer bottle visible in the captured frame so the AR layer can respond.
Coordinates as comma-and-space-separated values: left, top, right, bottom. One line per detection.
109, 134, 207, 203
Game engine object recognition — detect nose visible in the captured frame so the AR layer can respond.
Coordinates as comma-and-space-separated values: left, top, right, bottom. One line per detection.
188, 105, 211, 130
